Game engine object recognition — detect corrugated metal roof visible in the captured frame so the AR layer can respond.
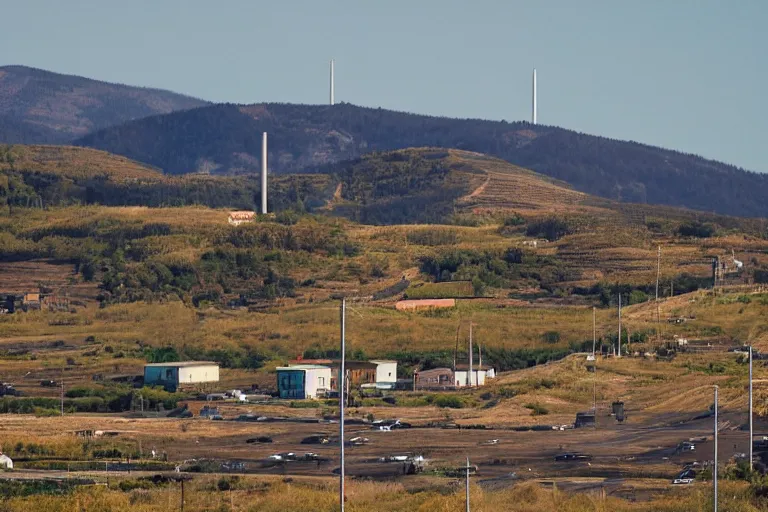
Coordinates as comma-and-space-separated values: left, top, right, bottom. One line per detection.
143, 361, 218, 368
276, 364, 331, 371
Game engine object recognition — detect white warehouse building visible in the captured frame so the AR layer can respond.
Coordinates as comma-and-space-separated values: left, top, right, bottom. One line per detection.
277, 364, 332, 399
144, 361, 220, 392
369, 360, 398, 388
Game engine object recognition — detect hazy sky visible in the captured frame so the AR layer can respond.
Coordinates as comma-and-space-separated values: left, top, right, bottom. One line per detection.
2, 0, 766, 172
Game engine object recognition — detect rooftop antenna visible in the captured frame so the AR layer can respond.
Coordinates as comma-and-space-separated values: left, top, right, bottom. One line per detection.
261, 132, 268, 214
592, 306, 596, 356
330, 59, 335, 106
617, 293, 622, 358
453, 322, 461, 372
655, 246, 661, 345
532, 68, 537, 125
467, 323, 473, 386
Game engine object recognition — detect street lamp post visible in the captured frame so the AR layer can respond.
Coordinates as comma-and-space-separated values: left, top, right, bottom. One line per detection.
749, 346, 753, 472
714, 385, 718, 512
339, 298, 346, 512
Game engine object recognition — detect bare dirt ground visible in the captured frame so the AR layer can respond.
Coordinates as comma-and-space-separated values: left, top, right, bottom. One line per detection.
0, 405, 758, 502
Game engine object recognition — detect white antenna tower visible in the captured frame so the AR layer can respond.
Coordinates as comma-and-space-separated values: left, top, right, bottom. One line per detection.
532, 68, 538, 125
261, 132, 268, 214
330, 59, 335, 106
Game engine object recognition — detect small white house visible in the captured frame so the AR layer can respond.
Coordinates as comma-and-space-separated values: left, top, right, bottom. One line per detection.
277, 364, 332, 399
144, 361, 220, 391
454, 365, 496, 387
0, 453, 13, 470
228, 211, 256, 226
369, 360, 397, 387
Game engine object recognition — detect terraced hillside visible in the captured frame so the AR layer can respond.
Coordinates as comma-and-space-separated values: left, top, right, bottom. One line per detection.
456, 155, 587, 214
75, 101, 768, 217
0, 144, 164, 182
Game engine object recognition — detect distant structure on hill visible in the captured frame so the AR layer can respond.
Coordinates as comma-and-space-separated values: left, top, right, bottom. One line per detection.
330, 59, 335, 106
228, 211, 255, 226
532, 68, 538, 125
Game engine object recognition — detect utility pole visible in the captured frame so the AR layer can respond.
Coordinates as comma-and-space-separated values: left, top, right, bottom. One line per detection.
465, 457, 471, 512
617, 293, 622, 358
714, 385, 719, 512
592, 306, 597, 424
750, 346, 753, 471
467, 323, 473, 387
339, 298, 346, 512
656, 246, 661, 345
60, 368, 64, 416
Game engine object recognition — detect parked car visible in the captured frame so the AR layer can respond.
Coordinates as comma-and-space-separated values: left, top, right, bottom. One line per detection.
554, 452, 592, 462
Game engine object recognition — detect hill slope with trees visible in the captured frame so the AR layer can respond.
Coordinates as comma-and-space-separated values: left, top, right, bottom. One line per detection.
0, 65, 208, 144
75, 102, 768, 218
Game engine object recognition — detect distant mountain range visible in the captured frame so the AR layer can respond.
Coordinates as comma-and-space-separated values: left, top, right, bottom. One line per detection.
1, 66, 766, 218
76, 102, 768, 217
0, 65, 207, 143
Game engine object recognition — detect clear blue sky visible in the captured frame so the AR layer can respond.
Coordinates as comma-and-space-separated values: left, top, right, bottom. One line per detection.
2, 0, 766, 172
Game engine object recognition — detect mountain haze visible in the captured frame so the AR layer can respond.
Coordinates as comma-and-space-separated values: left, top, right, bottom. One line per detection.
76, 102, 768, 218
0, 65, 208, 144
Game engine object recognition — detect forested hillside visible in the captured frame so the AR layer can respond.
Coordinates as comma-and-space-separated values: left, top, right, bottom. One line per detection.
0, 65, 208, 144
76, 102, 768, 218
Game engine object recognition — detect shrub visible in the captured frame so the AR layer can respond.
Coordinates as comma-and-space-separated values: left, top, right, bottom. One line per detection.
433, 395, 463, 409
677, 221, 715, 238
526, 217, 573, 241
629, 290, 649, 304
524, 402, 549, 416
542, 331, 561, 344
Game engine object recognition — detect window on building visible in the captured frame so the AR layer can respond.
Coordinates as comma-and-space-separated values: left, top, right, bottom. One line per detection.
318, 377, 325, 387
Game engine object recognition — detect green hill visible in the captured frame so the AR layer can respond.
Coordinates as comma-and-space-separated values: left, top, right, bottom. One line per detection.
74, 102, 768, 218
0, 65, 208, 144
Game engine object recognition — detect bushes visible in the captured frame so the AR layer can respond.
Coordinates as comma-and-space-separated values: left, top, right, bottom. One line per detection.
678, 221, 715, 238
405, 281, 473, 299
406, 229, 458, 246
524, 402, 549, 416
526, 217, 573, 241
433, 395, 464, 409
541, 331, 561, 344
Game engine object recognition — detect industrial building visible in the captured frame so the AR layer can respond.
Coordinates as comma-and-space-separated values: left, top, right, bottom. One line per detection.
414, 368, 455, 390
276, 364, 332, 399
288, 359, 398, 389
454, 364, 496, 387
143, 361, 220, 392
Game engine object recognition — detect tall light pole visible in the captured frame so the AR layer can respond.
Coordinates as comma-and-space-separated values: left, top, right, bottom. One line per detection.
714, 385, 719, 512
465, 457, 471, 512
617, 293, 622, 358
656, 246, 661, 345
339, 298, 346, 511
750, 346, 753, 472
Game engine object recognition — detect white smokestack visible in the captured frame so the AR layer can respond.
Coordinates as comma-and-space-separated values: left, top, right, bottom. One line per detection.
532, 68, 537, 125
261, 131, 267, 214
330, 59, 335, 106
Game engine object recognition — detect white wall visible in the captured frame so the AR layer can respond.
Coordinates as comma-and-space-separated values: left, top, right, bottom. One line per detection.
303, 367, 332, 398
178, 364, 219, 384
454, 370, 489, 387
372, 361, 397, 383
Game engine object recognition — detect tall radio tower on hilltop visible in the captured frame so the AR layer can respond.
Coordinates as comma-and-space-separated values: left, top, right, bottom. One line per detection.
330, 59, 335, 106
532, 68, 538, 125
